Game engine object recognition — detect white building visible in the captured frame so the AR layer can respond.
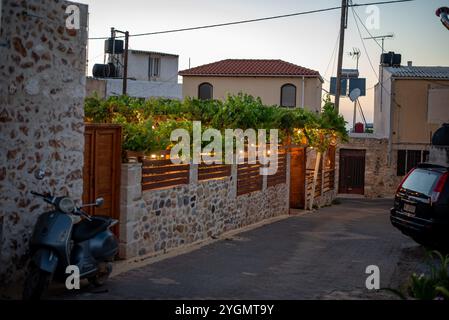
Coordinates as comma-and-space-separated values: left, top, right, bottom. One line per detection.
87, 50, 182, 99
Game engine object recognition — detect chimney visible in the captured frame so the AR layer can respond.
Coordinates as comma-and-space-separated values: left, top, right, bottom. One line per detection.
407, 61, 413, 67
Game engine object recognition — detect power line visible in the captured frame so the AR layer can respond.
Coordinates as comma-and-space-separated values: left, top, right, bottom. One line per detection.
323, 30, 341, 82
88, 0, 415, 40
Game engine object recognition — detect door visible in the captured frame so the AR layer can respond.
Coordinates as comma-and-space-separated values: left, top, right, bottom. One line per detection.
290, 147, 306, 209
83, 124, 122, 237
338, 149, 365, 195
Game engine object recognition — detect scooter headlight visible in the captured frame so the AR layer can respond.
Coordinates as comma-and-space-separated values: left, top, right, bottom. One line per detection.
58, 197, 75, 214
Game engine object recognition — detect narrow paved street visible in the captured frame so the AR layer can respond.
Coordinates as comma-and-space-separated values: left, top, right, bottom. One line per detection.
55, 199, 420, 300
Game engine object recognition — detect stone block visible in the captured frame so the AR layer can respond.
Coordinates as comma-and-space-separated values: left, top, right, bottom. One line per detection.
120, 184, 142, 204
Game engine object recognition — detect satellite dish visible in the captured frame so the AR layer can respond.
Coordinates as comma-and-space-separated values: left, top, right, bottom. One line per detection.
349, 88, 361, 102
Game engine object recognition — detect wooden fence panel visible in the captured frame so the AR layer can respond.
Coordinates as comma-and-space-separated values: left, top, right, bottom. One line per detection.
142, 159, 189, 191
237, 161, 263, 196
267, 151, 287, 187
198, 163, 231, 181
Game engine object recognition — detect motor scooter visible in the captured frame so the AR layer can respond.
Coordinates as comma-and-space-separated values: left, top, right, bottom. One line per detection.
22, 169, 118, 300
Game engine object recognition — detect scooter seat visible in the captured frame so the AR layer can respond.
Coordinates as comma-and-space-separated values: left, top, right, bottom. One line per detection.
72, 216, 112, 242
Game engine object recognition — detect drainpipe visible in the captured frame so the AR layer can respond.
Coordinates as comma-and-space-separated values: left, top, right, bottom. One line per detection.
302, 76, 305, 108
387, 79, 395, 166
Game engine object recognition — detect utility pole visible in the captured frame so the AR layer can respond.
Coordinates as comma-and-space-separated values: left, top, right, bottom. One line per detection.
111, 28, 130, 95
123, 31, 129, 95
334, 0, 349, 112
349, 48, 361, 132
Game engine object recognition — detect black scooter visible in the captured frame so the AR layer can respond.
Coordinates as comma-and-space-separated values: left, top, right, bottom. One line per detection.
23, 170, 118, 300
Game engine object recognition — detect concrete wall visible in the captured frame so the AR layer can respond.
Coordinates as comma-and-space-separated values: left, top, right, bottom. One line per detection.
373, 71, 392, 139
86, 77, 106, 98
392, 80, 446, 145
106, 78, 182, 99
182, 76, 323, 113
0, 0, 88, 297
127, 52, 179, 83
119, 162, 289, 259
374, 68, 449, 143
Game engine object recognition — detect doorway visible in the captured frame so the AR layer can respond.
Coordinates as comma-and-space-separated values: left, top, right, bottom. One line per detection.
289, 147, 306, 209
83, 124, 122, 237
338, 149, 365, 195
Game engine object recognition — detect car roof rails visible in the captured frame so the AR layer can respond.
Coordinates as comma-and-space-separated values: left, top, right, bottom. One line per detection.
417, 162, 448, 171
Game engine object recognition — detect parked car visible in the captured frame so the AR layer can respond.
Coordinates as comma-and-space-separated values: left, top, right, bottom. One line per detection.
390, 163, 449, 247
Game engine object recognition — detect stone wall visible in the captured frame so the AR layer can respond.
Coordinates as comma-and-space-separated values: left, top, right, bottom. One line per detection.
119, 162, 290, 259
336, 137, 402, 198
429, 146, 449, 167
0, 0, 88, 296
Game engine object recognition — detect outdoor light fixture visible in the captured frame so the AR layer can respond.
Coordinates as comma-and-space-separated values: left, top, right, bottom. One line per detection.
436, 7, 449, 30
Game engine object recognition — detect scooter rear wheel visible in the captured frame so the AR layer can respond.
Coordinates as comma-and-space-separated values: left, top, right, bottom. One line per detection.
88, 262, 112, 287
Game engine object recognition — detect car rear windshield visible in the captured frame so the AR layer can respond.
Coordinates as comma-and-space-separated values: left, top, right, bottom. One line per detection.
401, 168, 442, 196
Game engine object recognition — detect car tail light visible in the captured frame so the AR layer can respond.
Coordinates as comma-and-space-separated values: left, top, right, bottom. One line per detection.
396, 168, 416, 194
431, 172, 448, 204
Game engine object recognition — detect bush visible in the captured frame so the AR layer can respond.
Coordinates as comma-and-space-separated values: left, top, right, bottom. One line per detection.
84, 93, 348, 154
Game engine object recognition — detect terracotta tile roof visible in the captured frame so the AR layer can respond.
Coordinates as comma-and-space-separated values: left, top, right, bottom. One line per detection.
179, 59, 321, 78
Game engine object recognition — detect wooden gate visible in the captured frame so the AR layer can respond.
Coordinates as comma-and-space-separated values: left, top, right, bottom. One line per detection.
289, 147, 306, 209
83, 124, 122, 236
338, 149, 365, 195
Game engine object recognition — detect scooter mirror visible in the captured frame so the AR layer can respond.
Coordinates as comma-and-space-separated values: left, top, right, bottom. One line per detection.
34, 169, 46, 180
95, 197, 104, 207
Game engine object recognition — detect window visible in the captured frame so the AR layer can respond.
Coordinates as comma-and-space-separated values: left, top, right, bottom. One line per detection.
396, 150, 428, 176
401, 168, 442, 197
198, 83, 213, 100
149, 57, 160, 78
280, 84, 296, 108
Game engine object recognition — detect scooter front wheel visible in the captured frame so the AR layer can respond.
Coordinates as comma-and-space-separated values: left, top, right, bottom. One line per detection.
22, 263, 52, 300
87, 262, 112, 287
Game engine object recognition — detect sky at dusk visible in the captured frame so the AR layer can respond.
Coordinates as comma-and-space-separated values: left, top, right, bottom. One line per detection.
77, 0, 449, 126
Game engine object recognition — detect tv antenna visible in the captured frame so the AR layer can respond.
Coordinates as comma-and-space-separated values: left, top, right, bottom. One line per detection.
363, 34, 394, 53
348, 48, 361, 69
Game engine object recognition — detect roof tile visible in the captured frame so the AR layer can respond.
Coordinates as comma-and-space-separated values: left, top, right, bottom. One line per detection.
179, 59, 320, 77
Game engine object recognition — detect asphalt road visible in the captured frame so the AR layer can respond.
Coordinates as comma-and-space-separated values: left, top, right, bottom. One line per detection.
54, 198, 419, 300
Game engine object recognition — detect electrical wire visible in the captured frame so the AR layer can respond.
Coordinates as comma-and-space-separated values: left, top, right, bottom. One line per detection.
357, 99, 368, 126
88, 0, 416, 40
350, 2, 399, 104
323, 31, 341, 83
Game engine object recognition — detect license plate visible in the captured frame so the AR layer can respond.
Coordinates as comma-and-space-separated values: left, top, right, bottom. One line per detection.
403, 203, 416, 215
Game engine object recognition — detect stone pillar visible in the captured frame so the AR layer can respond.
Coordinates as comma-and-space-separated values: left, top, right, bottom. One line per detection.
119, 163, 143, 259
230, 164, 238, 198
189, 163, 198, 184
262, 170, 268, 191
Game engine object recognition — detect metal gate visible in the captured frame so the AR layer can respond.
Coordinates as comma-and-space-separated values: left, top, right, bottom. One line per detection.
338, 149, 365, 195
83, 124, 122, 237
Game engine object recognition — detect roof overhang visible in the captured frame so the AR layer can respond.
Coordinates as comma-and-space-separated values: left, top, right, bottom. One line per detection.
178, 73, 324, 83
